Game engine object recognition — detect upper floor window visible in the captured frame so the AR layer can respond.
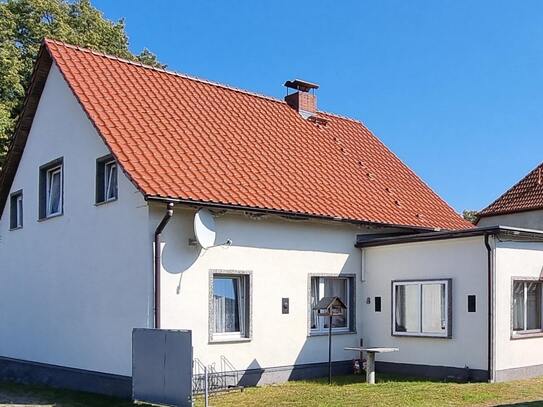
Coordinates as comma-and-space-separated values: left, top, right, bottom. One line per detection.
392, 279, 451, 338
9, 190, 23, 230
96, 155, 118, 203
513, 280, 542, 336
39, 157, 63, 219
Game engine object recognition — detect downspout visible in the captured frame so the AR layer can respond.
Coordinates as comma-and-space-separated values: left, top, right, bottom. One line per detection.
154, 202, 174, 329
484, 233, 494, 382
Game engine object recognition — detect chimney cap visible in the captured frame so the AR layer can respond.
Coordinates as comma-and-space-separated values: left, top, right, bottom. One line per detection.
284, 79, 319, 92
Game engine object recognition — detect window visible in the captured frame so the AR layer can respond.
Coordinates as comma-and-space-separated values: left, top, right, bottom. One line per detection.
39, 157, 63, 219
211, 273, 250, 340
96, 155, 118, 203
9, 190, 23, 230
513, 280, 542, 335
310, 276, 354, 333
392, 279, 451, 338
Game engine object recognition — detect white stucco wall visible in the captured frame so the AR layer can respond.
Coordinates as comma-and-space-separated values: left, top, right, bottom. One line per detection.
478, 210, 543, 230
0, 63, 152, 376
494, 241, 543, 372
155, 206, 375, 373
361, 237, 489, 371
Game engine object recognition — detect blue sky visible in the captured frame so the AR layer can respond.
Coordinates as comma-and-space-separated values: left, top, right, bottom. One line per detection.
94, 0, 543, 213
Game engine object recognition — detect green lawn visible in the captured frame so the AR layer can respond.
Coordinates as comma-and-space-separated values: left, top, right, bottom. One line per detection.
3, 375, 543, 406
194, 375, 543, 407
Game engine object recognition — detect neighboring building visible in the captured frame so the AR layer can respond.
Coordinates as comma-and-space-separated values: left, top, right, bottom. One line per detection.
478, 162, 543, 229
1, 39, 543, 398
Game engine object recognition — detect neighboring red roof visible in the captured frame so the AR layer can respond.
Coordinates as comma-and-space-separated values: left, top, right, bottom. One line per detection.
479, 162, 543, 218
2, 39, 472, 230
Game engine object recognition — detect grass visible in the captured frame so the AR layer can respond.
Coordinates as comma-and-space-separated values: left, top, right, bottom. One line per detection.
3, 375, 543, 406
0, 380, 135, 407
194, 374, 543, 407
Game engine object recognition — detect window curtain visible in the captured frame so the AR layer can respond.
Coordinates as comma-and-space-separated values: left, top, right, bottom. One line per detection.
421, 283, 445, 333
213, 277, 240, 333
310, 278, 319, 329
513, 282, 525, 331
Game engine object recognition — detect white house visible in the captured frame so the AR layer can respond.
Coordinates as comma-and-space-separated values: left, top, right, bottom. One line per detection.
1, 39, 543, 398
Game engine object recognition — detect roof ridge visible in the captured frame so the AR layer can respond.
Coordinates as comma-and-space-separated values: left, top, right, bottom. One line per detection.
44, 38, 287, 105
43, 38, 363, 125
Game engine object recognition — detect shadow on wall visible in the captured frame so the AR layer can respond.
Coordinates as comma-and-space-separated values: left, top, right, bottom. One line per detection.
160, 210, 363, 276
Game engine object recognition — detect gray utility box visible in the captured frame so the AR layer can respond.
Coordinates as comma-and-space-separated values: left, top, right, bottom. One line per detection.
132, 328, 193, 407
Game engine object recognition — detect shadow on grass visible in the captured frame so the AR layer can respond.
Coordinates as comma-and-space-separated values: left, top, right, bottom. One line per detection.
0, 380, 136, 407
495, 402, 543, 406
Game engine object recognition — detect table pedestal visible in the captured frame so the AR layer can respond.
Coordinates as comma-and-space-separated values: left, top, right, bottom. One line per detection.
366, 352, 375, 384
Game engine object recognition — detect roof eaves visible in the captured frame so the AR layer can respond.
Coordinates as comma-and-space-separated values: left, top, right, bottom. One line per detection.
145, 194, 437, 232
355, 225, 543, 248
0, 45, 53, 218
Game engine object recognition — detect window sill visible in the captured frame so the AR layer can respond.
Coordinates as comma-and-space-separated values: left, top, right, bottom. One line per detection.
9, 226, 23, 231
511, 331, 543, 340
38, 213, 63, 222
308, 330, 357, 337
95, 197, 118, 206
392, 333, 451, 339
209, 337, 251, 344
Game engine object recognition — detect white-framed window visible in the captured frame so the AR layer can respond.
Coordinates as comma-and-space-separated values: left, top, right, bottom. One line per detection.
96, 155, 118, 204
310, 276, 352, 333
392, 279, 451, 338
211, 274, 250, 340
39, 157, 63, 220
104, 160, 118, 201
513, 280, 542, 335
9, 190, 23, 230
46, 165, 62, 217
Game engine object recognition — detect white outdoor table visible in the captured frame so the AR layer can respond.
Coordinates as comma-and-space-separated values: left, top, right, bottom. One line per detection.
344, 347, 399, 384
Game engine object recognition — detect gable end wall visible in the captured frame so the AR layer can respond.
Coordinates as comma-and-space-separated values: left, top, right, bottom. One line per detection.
0, 63, 152, 376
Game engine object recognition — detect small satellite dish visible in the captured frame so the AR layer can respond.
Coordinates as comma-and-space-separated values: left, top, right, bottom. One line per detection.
194, 209, 216, 249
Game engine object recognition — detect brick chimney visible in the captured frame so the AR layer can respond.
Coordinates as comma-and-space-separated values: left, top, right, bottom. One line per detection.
284, 79, 319, 119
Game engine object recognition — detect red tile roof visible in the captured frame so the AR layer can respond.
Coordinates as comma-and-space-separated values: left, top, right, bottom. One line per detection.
14, 39, 472, 229
479, 162, 543, 218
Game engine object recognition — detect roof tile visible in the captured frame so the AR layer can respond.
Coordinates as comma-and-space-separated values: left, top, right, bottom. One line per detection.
479, 162, 543, 217
43, 39, 470, 230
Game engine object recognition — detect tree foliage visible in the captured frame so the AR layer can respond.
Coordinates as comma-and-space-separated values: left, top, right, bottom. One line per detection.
0, 0, 163, 168
462, 209, 479, 224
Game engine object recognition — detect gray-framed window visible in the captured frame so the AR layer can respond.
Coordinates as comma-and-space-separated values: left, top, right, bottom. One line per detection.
96, 155, 118, 204
309, 275, 355, 335
9, 190, 23, 230
39, 157, 63, 220
209, 270, 251, 342
392, 279, 452, 338
512, 280, 542, 336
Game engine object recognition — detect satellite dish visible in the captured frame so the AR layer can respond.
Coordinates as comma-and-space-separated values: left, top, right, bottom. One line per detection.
194, 209, 216, 249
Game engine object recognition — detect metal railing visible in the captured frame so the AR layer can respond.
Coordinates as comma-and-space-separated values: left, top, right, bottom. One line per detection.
192, 356, 241, 396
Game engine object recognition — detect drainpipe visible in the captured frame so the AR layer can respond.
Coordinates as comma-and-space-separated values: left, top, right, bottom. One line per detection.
484, 233, 494, 382
154, 202, 174, 329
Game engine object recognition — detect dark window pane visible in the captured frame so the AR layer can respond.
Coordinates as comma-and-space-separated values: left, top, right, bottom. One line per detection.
526, 282, 542, 330
395, 284, 419, 333
323, 278, 347, 328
